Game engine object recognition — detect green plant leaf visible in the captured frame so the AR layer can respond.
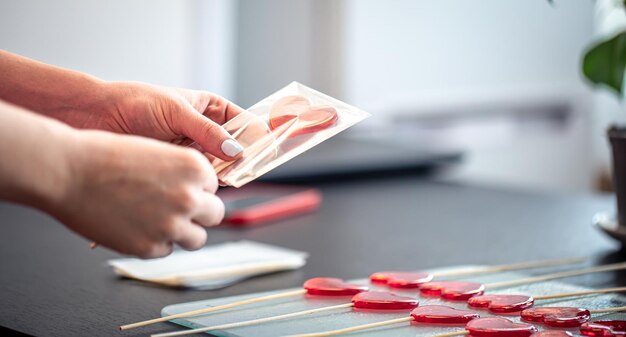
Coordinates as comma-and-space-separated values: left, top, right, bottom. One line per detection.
582, 31, 626, 97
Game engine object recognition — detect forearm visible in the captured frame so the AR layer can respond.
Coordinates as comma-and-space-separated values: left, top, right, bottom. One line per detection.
0, 50, 111, 128
0, 100, 77, 212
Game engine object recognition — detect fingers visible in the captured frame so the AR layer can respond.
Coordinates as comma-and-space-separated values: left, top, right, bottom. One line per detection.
137, 241, 174, 259
191, 192, 225, 228
170, 192, 224, 251
178, 108, 244, 161
203, 94, 245, 124
177, 89, 245, 124
172, 221, 208, 251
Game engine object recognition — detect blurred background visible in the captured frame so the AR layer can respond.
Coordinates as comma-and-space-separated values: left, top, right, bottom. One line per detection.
1, 0, 624, 194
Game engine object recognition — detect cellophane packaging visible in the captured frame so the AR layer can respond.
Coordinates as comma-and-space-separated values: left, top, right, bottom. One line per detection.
211, 82, 370, 187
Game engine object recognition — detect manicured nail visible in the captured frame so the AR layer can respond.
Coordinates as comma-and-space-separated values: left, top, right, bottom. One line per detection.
221, 139, 243, 157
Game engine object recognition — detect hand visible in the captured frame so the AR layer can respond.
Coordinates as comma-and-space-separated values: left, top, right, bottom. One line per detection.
0, 51, 244, 161
52, 129, 224, 258
88, 81, 245, 161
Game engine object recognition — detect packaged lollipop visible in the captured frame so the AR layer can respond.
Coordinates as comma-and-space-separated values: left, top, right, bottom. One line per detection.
210, 82, 370, 187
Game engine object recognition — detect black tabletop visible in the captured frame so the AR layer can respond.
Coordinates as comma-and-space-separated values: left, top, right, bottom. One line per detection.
1, 175, 624, 337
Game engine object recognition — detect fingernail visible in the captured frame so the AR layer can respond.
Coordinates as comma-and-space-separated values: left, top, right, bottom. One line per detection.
221, 139, 243, 157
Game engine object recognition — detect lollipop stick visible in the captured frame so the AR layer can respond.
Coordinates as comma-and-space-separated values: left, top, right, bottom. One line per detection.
590, 305, 626, 314
152, 303, 354, 337
284, 316, 414, 337
535, 287, 626, 300
119, 289, 306, 331
432, 257, 585, 278
431, 331, 469, 337
485, 262, 626, 289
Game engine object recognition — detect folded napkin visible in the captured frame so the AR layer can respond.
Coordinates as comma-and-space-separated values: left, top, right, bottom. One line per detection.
108, 240, 308, 289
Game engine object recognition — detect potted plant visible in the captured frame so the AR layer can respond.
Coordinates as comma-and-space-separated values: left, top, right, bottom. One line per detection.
582, 1, 626, 240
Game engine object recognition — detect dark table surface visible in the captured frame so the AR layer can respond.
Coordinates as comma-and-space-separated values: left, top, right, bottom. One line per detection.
1, 174, 625, 337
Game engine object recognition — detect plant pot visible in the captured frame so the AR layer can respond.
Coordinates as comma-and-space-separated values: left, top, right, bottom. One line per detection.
595, 126, 626, 243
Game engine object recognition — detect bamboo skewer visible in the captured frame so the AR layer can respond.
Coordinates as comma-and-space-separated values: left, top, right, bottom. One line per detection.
120, 257, 585, 331
534, 286, 626, 300
151, 303, 355, 337
285, 317, 415, 337
119, 289, 306, 331
151, 287, 626, 337
431, 257, 586, 278
590, 306, 626, 314
484, 262, 626, 290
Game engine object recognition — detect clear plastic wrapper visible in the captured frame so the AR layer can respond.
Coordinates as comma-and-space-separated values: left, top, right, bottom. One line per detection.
210, 82, 371, 187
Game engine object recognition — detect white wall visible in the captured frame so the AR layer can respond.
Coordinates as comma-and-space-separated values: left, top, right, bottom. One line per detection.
342, 0, 595, 111
0, 0, 236, 98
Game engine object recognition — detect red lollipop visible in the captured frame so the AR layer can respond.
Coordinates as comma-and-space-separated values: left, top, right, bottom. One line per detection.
269, 95, 338, 138
303, 277, 368, 296
465, 317, 538, 337
468, 294, 535, 313
520, 307, 591, 328
419, 281, 485, 300
369, 271, 434, 288
581, 320, 626, 336
411, 305, 480, 324
351, 291, 419, 310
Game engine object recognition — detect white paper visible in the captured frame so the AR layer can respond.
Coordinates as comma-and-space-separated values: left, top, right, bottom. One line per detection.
108, 241, 308, 289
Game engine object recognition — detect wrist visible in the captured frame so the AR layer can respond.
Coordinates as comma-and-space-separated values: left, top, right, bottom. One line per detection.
31, 123, 83, 216
0, 105, 81, 216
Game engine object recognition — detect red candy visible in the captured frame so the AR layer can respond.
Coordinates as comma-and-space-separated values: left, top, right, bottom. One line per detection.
465, 317, 538, 337
369, 271, 433, 288
303, 277, 368, 296
419, 281, 485, 300
351, 291, 419, 310
530, 332, 573, 337
580, 320, 626, 336
410, 305, 479, 325
269, 96, 338, 138
520, 307, 591, 328
468, 294, 535, 313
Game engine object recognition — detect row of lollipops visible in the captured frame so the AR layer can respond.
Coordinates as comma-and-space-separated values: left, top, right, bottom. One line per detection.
119, 258, 626, 337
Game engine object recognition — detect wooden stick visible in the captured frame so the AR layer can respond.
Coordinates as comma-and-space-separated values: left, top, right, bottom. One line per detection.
284, 316, 415, 337
485, 262, 626, 289
432, 257, 586, 278
590, 305, 626, 314
119, 289, 306, 331
430, 331, 469, 337
535, 287, 626, 300
151, 303, 354, 337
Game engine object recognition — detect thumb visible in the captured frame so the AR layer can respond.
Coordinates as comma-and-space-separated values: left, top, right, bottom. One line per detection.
178, 108, 244, 161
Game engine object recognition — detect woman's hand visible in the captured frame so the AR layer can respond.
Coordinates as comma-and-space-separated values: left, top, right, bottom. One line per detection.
0, 101, 224, 258
0, 51, 244, 161
96, 82, 245, 161
56, 129, 224, 258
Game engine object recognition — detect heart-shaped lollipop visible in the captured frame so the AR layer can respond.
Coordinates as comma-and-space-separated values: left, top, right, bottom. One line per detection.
303, 277, 368, 296
530, 332, 574, 337
369, 271, 434, 288
466, 317, 538, 337
580, 320, 626, 336
410, 305, 479, 325
468, 294, 535, 313
269, 95, 338, 138
419, 281, 485, 300
520, 307, 591, 328
351, 291, 419, 310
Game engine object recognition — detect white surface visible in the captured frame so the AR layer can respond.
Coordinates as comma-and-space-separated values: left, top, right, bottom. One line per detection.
0, 0, 235, 95
108, 241, 308, 289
